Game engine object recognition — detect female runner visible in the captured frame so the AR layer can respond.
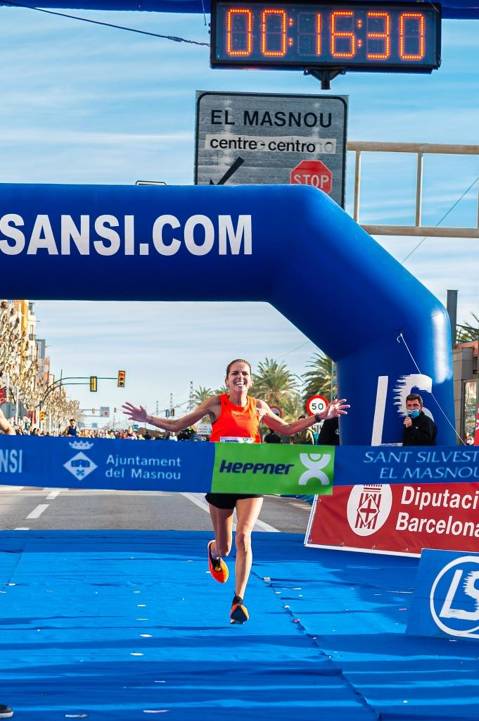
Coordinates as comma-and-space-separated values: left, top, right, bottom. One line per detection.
123, 359, 348, 624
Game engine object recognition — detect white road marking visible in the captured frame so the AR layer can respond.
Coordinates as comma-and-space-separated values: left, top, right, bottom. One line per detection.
253, 517, 279, 532
26, 504, 49, 519
46, 490, 61, 500
288, 501, 311, 511
181, 492, 279, 532
14, 527, 30, 531
181, 492, 212, 513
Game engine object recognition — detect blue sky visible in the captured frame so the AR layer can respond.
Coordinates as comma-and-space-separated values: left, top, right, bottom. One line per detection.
1, 6, 477, 423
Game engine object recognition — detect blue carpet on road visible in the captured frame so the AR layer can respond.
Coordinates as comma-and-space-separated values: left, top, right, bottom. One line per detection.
0, 530, 478, 721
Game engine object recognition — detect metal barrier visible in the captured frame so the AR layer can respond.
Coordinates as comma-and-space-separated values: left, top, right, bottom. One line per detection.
347, 141, 479, 238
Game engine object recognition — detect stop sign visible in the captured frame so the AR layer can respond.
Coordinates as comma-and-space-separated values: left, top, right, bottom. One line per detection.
290, 159, 333, 194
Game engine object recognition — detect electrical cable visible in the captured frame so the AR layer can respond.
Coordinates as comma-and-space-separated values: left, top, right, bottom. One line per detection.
402, 174, 479, 263
4, 0, 210, 47
396, 331, 465, 444
200, 0, 208, 26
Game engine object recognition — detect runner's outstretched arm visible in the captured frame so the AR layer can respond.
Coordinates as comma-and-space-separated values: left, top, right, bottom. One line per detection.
260, 397, 349, 436
122, 396, 219, 434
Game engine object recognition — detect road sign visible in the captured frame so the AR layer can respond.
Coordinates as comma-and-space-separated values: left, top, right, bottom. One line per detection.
196, 422, 212, 436
195, 91, 347, 206
306, 394, 329, 416
290, 159, 333, 194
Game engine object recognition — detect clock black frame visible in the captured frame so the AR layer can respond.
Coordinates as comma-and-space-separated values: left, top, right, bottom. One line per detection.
210, 0, 441, 73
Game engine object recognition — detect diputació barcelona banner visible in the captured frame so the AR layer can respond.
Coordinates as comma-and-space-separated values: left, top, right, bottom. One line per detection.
306, 482, 479, 556
305, 445, 479, 557
0, 436, 335, 496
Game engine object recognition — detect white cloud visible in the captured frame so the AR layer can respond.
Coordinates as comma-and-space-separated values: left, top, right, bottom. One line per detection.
0, 9, 476, 420
0, 128, 191, 145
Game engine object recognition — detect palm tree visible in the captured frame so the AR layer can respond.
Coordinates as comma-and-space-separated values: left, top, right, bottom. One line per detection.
191, 386, 215, 405
302, 352, 336, 401
251, 357, 299, 408
457, 313, 479, 343
280, 392, 306, 423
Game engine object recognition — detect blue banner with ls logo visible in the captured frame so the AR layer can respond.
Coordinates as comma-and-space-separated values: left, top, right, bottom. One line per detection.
408, 549, 479, 640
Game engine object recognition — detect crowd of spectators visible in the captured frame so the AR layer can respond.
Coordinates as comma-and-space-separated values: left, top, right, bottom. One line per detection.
4, 416, 335, 443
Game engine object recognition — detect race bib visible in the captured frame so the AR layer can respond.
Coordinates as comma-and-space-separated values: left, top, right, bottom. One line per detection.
220, 436, 254, 443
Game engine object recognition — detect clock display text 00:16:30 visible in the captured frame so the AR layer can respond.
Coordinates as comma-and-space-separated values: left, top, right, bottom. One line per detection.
211, 1, 441, 71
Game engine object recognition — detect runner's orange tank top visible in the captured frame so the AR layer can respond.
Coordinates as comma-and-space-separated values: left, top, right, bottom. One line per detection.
210, 394, 261, 444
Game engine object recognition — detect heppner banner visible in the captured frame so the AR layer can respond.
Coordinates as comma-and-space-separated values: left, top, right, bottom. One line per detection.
0, 436, 335, 495
195, 91, 347, 206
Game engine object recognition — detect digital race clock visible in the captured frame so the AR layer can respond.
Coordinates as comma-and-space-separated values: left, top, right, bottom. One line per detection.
210, 1, 441, 72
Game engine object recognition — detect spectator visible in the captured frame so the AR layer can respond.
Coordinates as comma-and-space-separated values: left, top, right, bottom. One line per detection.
317, 417, 340, 445
263, 428, 282, 443
402, 393, 437, 446
177, 427, 195, 441
294, 415, 314, 444
64, 418, 78, 437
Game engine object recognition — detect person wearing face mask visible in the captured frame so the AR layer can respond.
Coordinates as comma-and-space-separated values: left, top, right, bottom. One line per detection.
123, 359, 349, 624
402, 393, 437, 446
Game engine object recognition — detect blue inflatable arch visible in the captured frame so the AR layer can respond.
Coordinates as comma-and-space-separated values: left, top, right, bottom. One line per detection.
0, 183, 455, 444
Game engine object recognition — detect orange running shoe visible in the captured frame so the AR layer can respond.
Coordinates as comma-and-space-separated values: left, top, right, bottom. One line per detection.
230, 598, 249, 625
207, 540, 229, 584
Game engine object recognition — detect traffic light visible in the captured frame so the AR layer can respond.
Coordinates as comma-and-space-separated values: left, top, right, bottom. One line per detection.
89, 375, 98, 392
39, 410, 46, 421
117, 370, 126, 388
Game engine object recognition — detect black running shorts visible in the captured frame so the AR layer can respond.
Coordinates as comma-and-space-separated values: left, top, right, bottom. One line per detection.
205, 493, 262, 510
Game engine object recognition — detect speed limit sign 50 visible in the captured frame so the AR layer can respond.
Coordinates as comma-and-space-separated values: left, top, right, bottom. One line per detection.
306, 394, 329, 416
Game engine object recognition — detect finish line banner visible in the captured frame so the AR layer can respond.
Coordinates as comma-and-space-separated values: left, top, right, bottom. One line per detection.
0, 436, 335, 495
0, 438, 478, 495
